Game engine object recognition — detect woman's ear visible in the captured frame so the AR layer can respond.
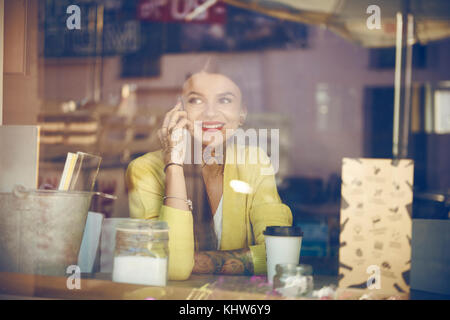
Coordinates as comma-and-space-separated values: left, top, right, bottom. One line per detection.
239, 105, 248, 126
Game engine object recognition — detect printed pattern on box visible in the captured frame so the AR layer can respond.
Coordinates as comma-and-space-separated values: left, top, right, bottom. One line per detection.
339, 158, 414, 295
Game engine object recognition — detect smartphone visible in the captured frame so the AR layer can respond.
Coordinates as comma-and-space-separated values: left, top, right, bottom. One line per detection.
178, 95, 185, 111
177, 95, 189, 139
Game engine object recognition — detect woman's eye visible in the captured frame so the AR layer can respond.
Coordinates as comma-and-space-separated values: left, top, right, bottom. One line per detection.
219, 97, 232, 104
188, 97, 203, 105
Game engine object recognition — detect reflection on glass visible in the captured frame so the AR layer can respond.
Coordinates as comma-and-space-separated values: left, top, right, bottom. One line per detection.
64, 152, 102, 192
229, 180, 253, 194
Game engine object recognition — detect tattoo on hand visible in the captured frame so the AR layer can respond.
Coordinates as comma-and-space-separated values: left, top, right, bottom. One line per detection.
193, 248, 254, 275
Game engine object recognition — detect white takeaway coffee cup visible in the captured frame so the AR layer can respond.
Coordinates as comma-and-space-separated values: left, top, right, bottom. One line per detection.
264, 226, 304, 283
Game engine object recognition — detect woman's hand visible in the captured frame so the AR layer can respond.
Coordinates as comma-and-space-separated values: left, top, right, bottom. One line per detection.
192, 249, 254, 275
157, 102, 192, 166
159, 102, 192, 211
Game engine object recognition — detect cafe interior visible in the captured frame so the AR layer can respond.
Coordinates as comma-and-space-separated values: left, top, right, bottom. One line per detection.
0, 0, 449, 300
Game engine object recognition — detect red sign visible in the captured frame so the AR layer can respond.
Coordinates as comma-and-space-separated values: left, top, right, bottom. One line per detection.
137, 0, 227, 24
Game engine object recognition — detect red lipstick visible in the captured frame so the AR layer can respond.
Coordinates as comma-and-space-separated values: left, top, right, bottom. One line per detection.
202, 121, 225, 132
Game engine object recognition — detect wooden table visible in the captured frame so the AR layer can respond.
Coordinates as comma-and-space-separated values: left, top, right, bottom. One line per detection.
0, 272, 285, 300
0, 271, 416, 300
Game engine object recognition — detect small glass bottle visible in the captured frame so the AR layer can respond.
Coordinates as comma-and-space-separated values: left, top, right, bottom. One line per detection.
273, 264, 314, 298
112, 220, 169, 286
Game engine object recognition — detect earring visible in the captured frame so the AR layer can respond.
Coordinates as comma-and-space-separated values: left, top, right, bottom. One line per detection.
239, 116, 245, 126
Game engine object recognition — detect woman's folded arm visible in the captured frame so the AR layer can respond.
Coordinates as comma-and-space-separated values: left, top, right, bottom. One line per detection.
159, 205, 195, 280
192, 248, 254, 275
126, 156, 195, 280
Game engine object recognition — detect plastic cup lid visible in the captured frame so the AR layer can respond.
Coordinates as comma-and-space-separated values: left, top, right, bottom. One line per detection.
263, 226, 303, 237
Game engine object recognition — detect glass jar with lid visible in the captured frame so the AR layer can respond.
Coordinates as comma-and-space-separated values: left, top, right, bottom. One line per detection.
273, 264, 313, 298
112, 219, 169, 286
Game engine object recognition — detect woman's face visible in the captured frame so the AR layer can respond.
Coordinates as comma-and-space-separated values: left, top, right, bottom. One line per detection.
182, 72, 245, 148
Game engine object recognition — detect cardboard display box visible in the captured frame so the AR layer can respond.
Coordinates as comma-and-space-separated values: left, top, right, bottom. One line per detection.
339, 158, 414, 295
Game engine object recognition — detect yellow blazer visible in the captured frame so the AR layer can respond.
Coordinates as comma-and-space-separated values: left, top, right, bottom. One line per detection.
125, 144, 293, 280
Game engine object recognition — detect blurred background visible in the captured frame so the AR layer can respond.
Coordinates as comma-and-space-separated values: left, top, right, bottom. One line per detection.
2, 0, 449, 275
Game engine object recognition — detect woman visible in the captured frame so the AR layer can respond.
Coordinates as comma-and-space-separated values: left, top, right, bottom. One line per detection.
126, 71, 292, 280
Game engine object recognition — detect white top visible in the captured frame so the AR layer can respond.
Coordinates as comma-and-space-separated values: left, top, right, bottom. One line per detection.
213, 196, 224, 250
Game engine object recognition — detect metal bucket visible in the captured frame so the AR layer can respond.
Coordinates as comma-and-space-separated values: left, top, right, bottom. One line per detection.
0, 186, 114, 276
